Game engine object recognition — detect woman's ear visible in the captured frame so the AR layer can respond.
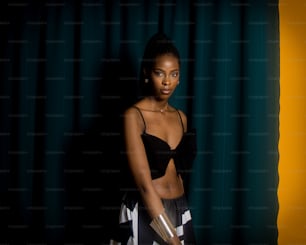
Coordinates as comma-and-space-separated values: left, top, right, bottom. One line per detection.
143, 68, 149, 83
142, 68, 148, 83
143, 68, 147, 77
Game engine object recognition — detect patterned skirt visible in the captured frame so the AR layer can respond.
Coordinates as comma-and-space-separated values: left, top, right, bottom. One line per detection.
110, 192, 196, 245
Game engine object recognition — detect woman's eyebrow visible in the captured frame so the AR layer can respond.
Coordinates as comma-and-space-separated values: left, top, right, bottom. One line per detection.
153, 68, 179, 72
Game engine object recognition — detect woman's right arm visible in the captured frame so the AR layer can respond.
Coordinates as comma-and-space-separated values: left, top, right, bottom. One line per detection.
123, 107, 165, 218
123, 107, 181, 244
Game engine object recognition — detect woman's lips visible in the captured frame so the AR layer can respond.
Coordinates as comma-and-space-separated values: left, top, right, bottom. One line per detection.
160, 88, 171, 95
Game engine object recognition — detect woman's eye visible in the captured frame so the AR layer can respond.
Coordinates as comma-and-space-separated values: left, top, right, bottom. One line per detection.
154, 71, 164, 77
171, 72, 179, 77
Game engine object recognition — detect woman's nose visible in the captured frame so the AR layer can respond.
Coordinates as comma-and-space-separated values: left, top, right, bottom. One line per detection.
162, 76, 170, 85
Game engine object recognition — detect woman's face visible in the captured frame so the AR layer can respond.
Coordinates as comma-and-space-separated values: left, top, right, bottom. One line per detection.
149, 54, 180, 100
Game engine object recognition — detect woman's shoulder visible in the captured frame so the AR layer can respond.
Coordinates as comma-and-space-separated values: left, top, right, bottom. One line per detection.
124, 101, 142, 114
123, 101, 146, 123
122, 102, 146, 133
175, 108, 186, 117
169, 106, 188, 131
172, 107, 187, 120
124, 98, 150, 116
123, 106, 139, 119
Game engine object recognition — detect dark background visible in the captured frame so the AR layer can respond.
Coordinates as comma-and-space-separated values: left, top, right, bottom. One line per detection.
0, 0, 279, 244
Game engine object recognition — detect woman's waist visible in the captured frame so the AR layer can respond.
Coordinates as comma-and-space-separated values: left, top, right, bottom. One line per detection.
152, 175, 184, 199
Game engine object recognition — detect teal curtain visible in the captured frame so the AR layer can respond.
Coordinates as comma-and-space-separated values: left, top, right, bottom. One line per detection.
0, 0, 279, 244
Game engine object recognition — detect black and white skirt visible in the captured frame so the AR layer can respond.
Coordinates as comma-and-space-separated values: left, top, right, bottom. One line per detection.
110, 192, 196, 245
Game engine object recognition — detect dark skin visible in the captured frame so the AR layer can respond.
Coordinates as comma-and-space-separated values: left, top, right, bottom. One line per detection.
123, 54, 186, 244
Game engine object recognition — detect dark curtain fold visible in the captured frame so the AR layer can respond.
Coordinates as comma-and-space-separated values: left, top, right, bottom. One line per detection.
0, 0, 279, 244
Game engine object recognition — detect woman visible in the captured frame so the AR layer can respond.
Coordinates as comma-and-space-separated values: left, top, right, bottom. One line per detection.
113, 33, 197, 245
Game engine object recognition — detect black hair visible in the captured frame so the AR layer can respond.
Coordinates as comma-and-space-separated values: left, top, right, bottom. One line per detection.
139, 32, 180, 95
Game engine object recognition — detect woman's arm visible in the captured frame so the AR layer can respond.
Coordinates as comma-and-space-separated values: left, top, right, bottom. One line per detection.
124, 107, 164, 217
123, 107, 181, 244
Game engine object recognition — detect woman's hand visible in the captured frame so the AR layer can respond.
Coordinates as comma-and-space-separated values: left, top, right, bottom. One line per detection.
167, 235, 182, 245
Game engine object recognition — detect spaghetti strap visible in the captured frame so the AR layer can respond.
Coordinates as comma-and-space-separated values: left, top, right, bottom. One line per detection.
132, 106, 147, 131
175, 109, 185, 133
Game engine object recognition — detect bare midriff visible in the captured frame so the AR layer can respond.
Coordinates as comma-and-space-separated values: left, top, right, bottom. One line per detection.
152, 159, 184, 199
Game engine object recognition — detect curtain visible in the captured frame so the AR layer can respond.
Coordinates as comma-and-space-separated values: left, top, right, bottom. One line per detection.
0, 0, 279, 244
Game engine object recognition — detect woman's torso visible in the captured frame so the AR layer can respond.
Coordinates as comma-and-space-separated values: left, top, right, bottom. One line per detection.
132, 101, 190, 199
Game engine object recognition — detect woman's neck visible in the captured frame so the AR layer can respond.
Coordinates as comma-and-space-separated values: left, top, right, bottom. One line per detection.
145, 97, 169, 113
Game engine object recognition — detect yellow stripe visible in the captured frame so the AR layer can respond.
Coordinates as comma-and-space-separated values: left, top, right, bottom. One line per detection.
279, 0, 306, 243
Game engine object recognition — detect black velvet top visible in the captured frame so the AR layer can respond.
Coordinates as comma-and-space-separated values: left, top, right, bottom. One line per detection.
134, 106, 197, 180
